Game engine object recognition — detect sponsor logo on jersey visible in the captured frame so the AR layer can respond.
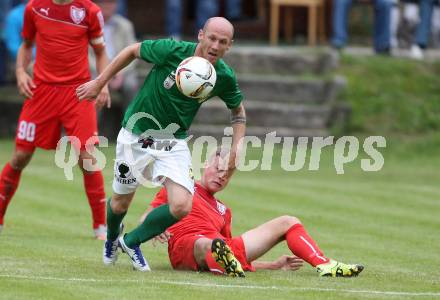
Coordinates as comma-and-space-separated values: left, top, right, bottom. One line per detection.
138, 136, 177, 151
70, 6, 86, 24
216, 202, 226, 215
39, 7, 50, 16
114, 160, 136, 184
163, 71, 176, 89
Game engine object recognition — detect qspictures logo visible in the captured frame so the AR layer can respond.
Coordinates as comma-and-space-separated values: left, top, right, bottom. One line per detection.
54, 113, 386, 183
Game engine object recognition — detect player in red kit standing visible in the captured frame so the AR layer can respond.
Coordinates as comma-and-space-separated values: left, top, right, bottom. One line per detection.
0, 0, 111, 239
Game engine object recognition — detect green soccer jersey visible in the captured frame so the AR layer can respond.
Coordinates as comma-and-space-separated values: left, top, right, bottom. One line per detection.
121, 38, 243, 139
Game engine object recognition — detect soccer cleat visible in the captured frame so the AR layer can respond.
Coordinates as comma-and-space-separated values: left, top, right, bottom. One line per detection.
94, 224, 107, 241
103, 239, 119, 265
316, 259, 364, 277
118, 235, 151, 272
211, 238, 245, 277
102, 223, 124, 265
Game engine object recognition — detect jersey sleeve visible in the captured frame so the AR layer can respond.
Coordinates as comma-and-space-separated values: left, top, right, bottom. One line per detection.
220, 207, 232, 239
219, 70, 243, 109
150, 188, 168, 208
139, 39, 177, 65
87, 5, 105, 49
22, 3, 36, 42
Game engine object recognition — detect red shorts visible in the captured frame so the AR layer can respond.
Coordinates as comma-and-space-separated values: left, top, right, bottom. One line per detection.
168, 234, 255, 272
15, 83, 98, 151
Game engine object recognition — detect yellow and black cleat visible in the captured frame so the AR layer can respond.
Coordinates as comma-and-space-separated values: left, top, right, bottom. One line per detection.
317, 260, 364, 277
211, 238, 246, 278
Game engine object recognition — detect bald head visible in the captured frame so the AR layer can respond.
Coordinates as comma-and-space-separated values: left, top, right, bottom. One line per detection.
203, 17, 234, 40
196, 17, 234, 64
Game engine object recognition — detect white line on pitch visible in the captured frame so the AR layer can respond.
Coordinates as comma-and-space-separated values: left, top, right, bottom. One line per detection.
0, 274, 439, 297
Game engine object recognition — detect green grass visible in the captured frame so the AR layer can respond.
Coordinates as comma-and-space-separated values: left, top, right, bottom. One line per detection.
338, 56, 440, 135
0, 138, 439, 299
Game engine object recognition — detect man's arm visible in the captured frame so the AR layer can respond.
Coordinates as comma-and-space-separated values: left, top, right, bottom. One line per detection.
16, 40, 35, 98
228, 102, 246, 174
92, 46, 111, 109
76, 42, 141, 100
252, 255, 304, 271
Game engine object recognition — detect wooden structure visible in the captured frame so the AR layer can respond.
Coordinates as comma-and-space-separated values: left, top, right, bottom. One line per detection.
269, 0, 326, 45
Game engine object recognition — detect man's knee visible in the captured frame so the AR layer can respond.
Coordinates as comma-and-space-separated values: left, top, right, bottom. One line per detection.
170, 192, 192, 219
194, 238, 211, 257
165, 179, 193, 219
279, 215, 301, 229
10, 150, 34, 170
194, 238, 212, 268
110, 194, 132, 214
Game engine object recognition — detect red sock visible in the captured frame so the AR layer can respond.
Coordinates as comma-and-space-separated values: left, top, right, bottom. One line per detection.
83, 171, 106, 229
0, 163, 22, 225
204, 251, 225, 275
286, 223, 330, 267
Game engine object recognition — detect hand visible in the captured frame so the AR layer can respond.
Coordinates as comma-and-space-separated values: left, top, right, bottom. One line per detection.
76, 79, 103, 101
273, 255, 304, 271
152, 231, 171, 247
95, 84, 111, 109
16, 68, 36, 99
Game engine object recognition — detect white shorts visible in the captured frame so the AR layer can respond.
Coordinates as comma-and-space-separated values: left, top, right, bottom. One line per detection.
112, 128, 194, 195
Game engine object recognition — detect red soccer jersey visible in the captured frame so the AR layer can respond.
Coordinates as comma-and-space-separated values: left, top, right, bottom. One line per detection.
151, 183, 233, 245
22, 0, 104, 85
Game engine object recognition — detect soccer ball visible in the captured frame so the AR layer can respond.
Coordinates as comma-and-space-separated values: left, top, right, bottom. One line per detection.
175, 56, 217, 99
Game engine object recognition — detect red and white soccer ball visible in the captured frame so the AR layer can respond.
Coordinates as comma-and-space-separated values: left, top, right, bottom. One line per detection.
175, 56, 217, 99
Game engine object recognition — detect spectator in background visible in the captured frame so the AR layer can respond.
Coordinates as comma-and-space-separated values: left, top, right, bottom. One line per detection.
116, 0, 127, 17
195, 0, 242, 30
0, 0, 15, 84
410, 0, 437, 59
4, 0, 27, 60
92, 0, 138, 111
0, 0, 14, 30
331, 0, 393, 54
0, 36, 6, 85
166, 0, 184, 40
166, 0, 241, 40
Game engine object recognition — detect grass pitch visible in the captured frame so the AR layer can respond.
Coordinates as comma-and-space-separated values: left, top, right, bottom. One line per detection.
0, 139, 439, 300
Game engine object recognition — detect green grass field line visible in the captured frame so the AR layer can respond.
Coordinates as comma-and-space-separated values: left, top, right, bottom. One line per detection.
0, 139, 439, 299
1, 274, 440, 297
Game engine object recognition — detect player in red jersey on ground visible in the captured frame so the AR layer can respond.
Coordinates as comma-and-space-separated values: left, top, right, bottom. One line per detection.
142, 148, 364, 277
0, 0, 111, 239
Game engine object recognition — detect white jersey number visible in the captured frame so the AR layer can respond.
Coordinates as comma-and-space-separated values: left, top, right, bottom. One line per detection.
17, 121, 36, 142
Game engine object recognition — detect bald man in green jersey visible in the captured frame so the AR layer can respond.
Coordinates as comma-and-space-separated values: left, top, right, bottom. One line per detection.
76, 17, 246, 271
